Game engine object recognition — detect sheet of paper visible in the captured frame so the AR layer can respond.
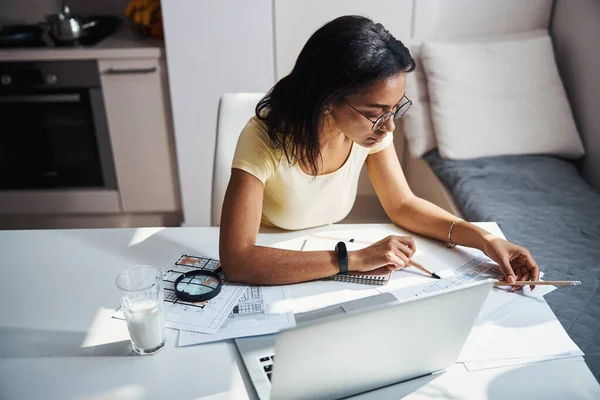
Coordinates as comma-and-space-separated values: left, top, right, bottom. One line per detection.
300, 228, 389, 252
377, 252, 555, 319
178, 285, 295, 346
463, 354, 583, 371
458, 296, 583, 362
264, 235, 310, 251
277, 284, 382, 314
114, 246, 246, 334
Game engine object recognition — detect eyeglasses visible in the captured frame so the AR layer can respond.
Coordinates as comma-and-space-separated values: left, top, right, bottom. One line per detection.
344, 95, 412, 131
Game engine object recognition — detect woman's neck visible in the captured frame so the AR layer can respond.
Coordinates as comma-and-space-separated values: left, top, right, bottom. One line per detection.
319, 116, 346, 149
297, 115, 351, 176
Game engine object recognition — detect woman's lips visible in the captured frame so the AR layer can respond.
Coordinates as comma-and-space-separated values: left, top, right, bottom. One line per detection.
370, 133, 387, 143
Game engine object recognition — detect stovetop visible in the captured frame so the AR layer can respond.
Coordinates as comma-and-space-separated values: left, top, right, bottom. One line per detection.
6, 34, 109, 48
0, 16, 121, 50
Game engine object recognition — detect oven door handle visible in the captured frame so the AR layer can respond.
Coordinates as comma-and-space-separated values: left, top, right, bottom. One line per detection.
0, 94, 81, 103
104, 67, 157, 75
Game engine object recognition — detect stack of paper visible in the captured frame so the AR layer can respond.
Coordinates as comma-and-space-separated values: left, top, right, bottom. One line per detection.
178, 285, 296, 346
114, 245, 297, 347
460, 296, 583, 370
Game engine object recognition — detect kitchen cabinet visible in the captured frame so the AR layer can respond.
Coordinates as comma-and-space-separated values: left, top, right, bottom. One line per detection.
99, 58, 180, 213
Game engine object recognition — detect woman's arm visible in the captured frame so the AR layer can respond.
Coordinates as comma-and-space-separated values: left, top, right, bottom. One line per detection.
366, 144, 540, 287
220, 169, 338, 284
220, 169, 416, 284
366, 145, 492, 249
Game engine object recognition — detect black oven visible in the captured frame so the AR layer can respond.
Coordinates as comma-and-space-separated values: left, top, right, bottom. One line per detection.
0, 60, 117, 190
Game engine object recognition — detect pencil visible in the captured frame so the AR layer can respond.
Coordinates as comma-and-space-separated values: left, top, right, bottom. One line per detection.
408, 260, 441, 279
494, 280, 581, 287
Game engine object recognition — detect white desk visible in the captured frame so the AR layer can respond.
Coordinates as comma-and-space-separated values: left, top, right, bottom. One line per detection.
0, 224, 598, 399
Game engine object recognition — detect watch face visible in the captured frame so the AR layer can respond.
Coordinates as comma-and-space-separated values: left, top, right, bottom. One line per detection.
336, 242, 348, 258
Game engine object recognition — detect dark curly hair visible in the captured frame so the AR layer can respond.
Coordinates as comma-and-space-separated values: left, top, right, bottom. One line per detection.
256, 15, 415, 176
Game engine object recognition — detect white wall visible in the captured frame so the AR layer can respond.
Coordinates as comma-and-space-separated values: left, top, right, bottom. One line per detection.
274, 0, 413, 79
161, 0, 275, 226
552, 0, 600, 192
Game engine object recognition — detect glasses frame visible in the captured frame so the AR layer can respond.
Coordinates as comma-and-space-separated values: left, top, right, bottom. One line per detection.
344, 95, 412, 131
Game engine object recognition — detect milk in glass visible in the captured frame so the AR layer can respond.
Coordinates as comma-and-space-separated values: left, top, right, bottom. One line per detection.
124, 299, 166, 353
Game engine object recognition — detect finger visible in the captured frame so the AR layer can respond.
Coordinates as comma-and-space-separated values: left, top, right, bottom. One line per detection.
392, 248, 410, 267
385, 252, 407, 271
511, 269, 524, 292
517, 269, 531, 292
522, 268, 531, 284
396, 236, 416, 254
525, 254, 540, 290
395, 241, 415, 259
498, 257, 516, 285
390, 254, 408, 270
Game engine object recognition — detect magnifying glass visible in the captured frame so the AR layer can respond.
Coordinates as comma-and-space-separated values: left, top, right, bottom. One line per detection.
174, 270, 222, 302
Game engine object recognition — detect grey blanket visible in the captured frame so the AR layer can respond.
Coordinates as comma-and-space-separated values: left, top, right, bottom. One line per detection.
424, 150, 600, 381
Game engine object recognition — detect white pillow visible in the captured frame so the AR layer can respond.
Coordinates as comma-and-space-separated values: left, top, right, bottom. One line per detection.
420, 32, 585, 160
402, 44, 437, 158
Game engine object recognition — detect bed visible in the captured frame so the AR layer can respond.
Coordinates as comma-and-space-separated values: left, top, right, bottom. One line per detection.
423, 149, 600, 379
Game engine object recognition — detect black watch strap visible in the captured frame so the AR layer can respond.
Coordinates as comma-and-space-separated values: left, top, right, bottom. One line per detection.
335, 241, 348, 275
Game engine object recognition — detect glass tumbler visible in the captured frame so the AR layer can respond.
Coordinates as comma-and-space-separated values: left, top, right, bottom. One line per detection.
116, 266, 166, 355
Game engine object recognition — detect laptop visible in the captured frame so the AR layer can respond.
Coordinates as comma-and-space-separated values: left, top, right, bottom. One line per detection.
236, 279, 493, 400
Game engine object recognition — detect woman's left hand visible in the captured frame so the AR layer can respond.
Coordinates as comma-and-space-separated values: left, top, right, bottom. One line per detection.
482, 237, 540, 291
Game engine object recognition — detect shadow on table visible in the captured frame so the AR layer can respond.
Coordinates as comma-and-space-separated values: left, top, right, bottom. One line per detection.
0, 326, 135, 357
346, 370, 452, 400
486, 358, 600, 399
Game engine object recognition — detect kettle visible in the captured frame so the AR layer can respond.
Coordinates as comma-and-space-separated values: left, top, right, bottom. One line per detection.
45, 2, 96, 44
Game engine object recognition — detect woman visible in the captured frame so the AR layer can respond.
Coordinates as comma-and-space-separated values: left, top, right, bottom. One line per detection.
219, 15, 539, 290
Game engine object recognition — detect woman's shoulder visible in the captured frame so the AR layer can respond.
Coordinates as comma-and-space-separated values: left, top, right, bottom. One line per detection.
243, 116, 269, 137
234, 116, 283, 172
238, 116, 276, 149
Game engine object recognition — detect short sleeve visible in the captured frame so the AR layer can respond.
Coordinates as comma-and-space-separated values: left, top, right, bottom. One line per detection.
368, 131, 394, 155
231, 117, 277, 184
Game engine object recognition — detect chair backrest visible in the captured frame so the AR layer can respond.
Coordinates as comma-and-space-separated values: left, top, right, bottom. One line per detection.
212, 93, 265, 226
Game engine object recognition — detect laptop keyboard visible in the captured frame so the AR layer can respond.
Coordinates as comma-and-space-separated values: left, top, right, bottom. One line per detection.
259, 354, 275, 382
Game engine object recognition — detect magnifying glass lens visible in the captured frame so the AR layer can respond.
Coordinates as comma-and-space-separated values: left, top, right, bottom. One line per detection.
178, 275, 220, 295
174, 270, 222, 302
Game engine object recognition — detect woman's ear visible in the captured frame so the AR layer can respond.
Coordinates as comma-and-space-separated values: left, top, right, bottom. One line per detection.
324, 105, 332, 114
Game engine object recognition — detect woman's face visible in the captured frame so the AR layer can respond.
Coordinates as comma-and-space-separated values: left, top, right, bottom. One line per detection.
329, 72, 407, 147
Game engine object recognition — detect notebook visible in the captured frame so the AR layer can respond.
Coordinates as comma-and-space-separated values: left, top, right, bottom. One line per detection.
323, 267, 391, 285
301, 230, 392, 286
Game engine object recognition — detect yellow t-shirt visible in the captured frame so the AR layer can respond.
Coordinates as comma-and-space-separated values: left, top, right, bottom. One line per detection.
231, 116, 393, 230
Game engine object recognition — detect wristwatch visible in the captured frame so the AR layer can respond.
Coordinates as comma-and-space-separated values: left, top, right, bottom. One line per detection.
335, 241, 348, 275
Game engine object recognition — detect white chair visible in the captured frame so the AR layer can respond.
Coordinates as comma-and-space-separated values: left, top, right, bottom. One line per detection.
212, 93, 265, 226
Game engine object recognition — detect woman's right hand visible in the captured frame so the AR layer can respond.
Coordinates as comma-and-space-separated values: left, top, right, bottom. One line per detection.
349, 235, 416, 272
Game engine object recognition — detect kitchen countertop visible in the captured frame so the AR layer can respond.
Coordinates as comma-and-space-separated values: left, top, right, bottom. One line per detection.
0, 26, 164, 61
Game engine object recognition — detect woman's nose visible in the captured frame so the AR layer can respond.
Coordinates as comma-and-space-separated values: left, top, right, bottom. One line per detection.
381, 115, 395, 132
